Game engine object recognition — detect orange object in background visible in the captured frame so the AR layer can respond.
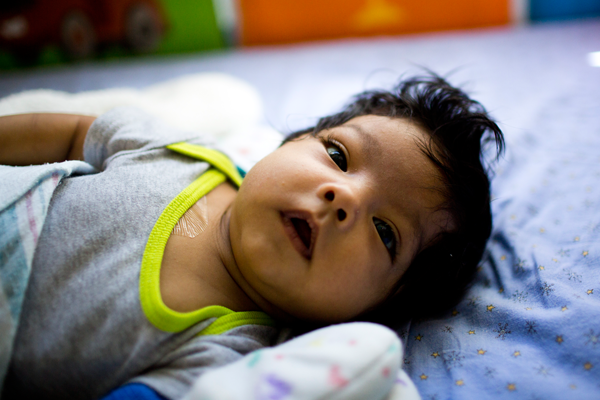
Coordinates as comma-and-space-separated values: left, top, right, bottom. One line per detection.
239, 0, 510, 46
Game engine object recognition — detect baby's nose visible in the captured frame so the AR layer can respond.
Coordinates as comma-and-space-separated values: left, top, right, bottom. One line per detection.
323, 190, 349, 221
319, 184, 359, 227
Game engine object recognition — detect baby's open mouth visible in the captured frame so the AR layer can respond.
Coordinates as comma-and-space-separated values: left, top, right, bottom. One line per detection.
281, 212, 316, 260
291, 218, 312, 250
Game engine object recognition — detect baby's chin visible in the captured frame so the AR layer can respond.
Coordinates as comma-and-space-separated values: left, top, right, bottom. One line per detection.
265, 296, 370, 326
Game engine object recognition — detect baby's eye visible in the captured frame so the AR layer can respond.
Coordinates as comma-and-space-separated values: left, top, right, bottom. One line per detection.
373, 218, 397, 260
326, 143, 347, 172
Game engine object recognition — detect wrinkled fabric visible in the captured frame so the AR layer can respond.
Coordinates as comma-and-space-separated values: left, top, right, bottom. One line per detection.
0, 161, 94, 392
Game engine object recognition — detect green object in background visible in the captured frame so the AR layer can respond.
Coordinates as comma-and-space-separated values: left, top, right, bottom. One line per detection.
0, 0, 225, 70
155, 0, 225, 54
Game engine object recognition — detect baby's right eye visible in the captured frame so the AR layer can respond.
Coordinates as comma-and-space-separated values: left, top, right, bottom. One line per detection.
325, 141, 347, 172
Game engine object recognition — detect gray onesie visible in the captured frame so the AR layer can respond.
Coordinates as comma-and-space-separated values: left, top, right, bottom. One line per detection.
4, 107, 278, 400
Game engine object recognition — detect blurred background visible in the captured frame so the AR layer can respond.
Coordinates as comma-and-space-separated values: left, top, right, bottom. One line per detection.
0, 0, 598, 138
1, 3, 599, 400
0, 0, 598, 69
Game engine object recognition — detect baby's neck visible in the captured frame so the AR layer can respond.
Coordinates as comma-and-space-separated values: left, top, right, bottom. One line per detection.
159, 181, 261, 313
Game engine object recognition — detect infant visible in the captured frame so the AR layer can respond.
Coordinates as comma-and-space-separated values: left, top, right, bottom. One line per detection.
0, 74, 503, 399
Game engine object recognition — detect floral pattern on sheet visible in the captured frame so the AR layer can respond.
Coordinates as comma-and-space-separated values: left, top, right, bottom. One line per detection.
403, 85, 600, 399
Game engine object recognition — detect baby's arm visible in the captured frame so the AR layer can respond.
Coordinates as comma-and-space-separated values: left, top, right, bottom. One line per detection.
0, 113, 95, 165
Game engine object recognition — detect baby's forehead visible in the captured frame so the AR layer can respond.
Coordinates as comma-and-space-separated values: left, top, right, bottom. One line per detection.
338, 115, 432, 161
338, 115, 440, 183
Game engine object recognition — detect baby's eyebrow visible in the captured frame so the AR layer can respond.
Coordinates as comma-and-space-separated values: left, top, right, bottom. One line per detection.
343, 124, 381, 158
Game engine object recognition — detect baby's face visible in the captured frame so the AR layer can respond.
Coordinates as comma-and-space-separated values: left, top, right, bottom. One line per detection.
228, 115, 451, 323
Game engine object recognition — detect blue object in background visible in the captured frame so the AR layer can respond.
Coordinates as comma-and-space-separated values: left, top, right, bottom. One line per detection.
530, 0, 600, 21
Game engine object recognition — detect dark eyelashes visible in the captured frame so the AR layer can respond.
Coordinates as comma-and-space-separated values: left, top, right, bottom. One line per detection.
321, 135, 348, 172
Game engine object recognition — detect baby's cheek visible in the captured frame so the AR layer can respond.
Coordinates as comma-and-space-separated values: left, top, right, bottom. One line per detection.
316, 266, 382, 312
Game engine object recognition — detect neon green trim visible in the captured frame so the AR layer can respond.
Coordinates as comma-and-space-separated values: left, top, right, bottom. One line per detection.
140, 144, 274, 333
198, 311, 277, 336
166, 143, 243, 187
140, 169, 232, 332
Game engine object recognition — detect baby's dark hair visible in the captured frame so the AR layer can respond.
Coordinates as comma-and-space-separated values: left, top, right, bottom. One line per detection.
283, 73, 504, 323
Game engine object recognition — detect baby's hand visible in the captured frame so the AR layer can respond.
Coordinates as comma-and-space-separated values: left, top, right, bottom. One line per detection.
183, 322, 421, 400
